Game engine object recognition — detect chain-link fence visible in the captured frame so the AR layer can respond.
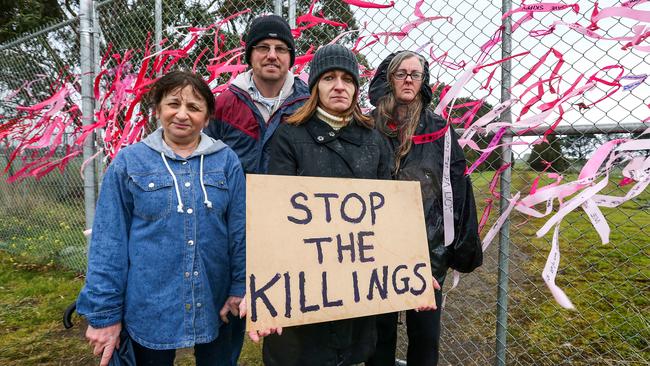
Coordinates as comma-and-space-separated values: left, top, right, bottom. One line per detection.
0, 0, 648, 365
0, 13, 88, 272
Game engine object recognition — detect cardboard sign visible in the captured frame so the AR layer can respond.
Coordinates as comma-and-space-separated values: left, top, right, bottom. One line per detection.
245, 174, 435, 331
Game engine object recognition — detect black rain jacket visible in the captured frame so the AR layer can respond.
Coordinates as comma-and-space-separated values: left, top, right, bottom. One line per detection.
262, 115, 392, 366
369, 52, 482, 283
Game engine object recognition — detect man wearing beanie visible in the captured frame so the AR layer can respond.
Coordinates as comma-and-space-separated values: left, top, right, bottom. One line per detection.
204, 14, 309, 365
205, 14, 309, 175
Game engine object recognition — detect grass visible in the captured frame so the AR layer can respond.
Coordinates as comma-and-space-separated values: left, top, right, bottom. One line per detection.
0, 251, 264, 366
0, 180, 87, 273
0, 168, 648, 365
496, 170, 650, 365
0, 251, 93, 365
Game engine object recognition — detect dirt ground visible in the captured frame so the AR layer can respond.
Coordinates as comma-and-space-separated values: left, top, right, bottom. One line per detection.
395, 238, 530, 365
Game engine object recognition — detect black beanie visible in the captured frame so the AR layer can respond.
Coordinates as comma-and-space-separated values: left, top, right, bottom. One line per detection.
245, 15, 295, 67
308, 44, 359, 90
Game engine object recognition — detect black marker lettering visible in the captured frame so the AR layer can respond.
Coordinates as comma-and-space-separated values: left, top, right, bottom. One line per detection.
352, 271, 360, 303
369, 192, 385, 225
314, 193, 339, 222
303, 237, 332, 264
392, 264, 410, 294
283, 272, 291, 318
367, 265, 389, 300
357, 231, 375, 263
340, 193, 366, 223
322, 271, 343, 308
336, 232, 356, 263
299, 271, 319, 313
410, 263, 427, 295
287, 192, 312, 225
249, 273, 280, 322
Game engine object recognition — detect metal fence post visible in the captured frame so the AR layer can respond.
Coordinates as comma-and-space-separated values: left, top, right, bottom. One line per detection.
495, 0, 513, 365
155, 0, 162, 66
80, 0, 97, 237
93, 0, 105, 190
288, 0, 296, 28
274, 0, 283, 16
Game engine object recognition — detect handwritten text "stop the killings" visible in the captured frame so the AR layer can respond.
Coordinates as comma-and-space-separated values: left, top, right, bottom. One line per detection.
249, 191, 428, 322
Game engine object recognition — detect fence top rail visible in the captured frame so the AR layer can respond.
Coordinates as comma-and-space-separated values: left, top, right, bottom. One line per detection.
455, 122, 648, 137
0, 0, 115, 52
507, 122, 648, 136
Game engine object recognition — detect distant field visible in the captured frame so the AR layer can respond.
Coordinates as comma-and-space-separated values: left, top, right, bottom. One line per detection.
0, 168, 648, 365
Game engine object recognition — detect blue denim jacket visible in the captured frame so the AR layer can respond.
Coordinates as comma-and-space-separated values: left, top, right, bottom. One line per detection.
77, 128, 246, 349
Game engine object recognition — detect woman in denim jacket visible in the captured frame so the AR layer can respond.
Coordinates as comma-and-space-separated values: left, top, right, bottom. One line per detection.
77, 71, 246, 366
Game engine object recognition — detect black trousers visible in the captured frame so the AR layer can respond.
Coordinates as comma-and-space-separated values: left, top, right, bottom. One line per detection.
132, 322, 234, 366
366, 287, 443, 366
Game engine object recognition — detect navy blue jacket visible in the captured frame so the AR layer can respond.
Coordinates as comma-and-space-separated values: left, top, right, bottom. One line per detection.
205, 79, 310, 174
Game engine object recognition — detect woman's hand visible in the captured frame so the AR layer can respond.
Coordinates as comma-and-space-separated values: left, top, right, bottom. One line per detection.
248, 327, 283, 343
219, 296, 243, 323
416, 277, 441, 312
238, 297, 283, 343
85, 323, 121, 366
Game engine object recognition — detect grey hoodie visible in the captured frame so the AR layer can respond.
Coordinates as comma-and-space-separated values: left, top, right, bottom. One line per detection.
142, 127, 227, 159
142, 127, 228, 212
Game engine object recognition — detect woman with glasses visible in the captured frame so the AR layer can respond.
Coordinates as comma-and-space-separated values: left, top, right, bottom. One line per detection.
248, 44, 392, 366
365, 51, 482, 366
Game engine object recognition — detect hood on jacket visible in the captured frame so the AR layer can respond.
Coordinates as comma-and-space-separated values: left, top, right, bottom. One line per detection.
231, 69, 296, 105
143, 127, 227, 160
368, 51, 432, 108
143, 127, 228, 212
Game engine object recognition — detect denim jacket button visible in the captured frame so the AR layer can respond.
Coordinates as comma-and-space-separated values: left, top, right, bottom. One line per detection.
184, 182, 191, 187
193, 271, 199, 276
186, 208, 193, 214
182, 161, 188, 165
317, 136, 324, 142
188, 240, 194, 246
184, 272, 190, 278
148, 182, 155, 188
328, 132, 335, 137
196, 303, 202, 308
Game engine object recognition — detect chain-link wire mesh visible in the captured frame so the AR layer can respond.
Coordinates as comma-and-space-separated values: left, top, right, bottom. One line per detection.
0, 0, 648, 365
0, 16, 88, 272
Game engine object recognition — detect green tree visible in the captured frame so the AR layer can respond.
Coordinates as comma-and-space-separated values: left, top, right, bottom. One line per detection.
561, 134, 603, 161
214, 0, 369, 75
0, 1, 79, 120
527, 134, 569, 172
216, 0, 360, 53
0, 0, 69, 43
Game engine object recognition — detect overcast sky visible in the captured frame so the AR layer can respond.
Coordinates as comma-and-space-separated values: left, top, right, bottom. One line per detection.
348, 0, 649, 156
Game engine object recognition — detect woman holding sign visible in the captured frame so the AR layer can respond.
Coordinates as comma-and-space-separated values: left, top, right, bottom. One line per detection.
366, 51, 482, 366
77, 71, 246, 366
254, 44, 392, 366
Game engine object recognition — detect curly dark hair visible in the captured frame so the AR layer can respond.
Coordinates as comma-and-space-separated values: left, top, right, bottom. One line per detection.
147, 71, 215, 116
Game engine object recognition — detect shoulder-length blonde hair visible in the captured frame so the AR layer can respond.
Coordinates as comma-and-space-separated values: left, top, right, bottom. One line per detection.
374, 51, 426, 172
286, 76, 372, 128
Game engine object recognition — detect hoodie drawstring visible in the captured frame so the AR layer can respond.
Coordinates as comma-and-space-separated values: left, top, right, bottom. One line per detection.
200, 155, 213, 209
160, 152, 213, 213
161, 152, 184, 213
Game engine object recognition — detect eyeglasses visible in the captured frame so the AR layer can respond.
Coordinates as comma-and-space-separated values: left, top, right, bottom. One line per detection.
251, 44, 292, 55
393, 70, 424, 81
